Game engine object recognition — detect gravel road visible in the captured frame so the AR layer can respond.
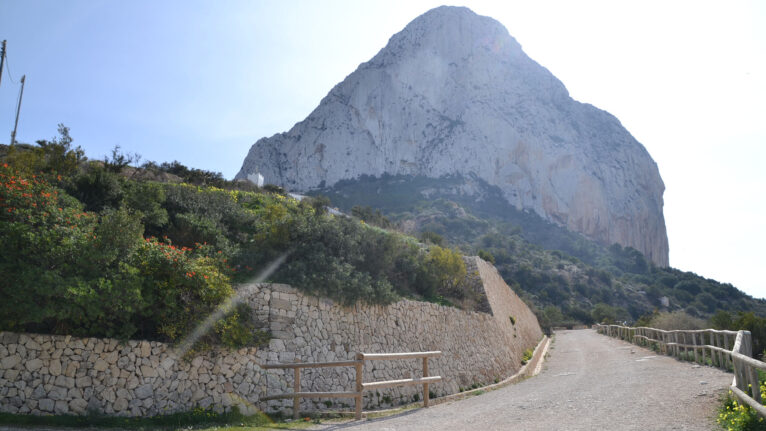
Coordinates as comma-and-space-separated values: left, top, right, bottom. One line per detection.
319, 329, 732, 431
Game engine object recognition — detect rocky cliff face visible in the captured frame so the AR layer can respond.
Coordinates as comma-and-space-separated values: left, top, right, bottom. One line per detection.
237, 6, 669, 266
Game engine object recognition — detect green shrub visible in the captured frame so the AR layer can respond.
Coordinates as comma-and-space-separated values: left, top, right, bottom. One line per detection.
68, 166, 125, 212
214, 304, 269, 349
418, 245, 467, 299
0, 165, 254, 347
124, 181, 169, 233
478, 249, 495, 264
648, 311, 706, 330
521, 348, 534, 365
3, 124, 84, 178
0, 149, 490, 347
155, 160, 226, 187
0, 164, 140, 338
591, 303, 618, 324
419, 230, 444, 246
351, 205, 392, 228
718, 391, 766, 430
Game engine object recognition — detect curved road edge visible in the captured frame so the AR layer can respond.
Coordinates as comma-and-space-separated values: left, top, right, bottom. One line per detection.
427, 334, 551, 408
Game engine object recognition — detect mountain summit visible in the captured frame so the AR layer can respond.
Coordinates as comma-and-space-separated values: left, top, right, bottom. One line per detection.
237, 6, 669, 266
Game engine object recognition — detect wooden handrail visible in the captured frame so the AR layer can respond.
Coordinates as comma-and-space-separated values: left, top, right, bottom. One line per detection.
261, 391, 361, 401
360, 351, 442, 360
261, 350, 442, 419
261, 359, 362, 369
599, 324, 738, 335
362, 376, 442, 391
595, 324, 766, 417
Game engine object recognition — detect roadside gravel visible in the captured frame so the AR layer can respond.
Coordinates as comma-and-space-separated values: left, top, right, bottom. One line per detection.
319, 329, 732, 430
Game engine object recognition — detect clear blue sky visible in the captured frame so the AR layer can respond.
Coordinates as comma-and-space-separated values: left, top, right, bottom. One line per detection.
1, 0, 765, 298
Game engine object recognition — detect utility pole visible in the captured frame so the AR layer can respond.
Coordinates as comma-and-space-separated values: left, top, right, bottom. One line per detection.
10, 75, 25, 146
0, 40, 6, 87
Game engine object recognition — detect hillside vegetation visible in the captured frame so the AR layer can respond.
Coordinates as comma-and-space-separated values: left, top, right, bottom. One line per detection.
0, 127, 470, 349
316, 174, 766, 329
5, 126, 765, 349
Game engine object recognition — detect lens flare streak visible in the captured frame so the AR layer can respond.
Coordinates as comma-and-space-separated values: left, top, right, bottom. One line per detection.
174, 252, 289, 357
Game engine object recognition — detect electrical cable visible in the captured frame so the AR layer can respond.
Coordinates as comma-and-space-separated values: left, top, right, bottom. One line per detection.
3, 51, 18, 84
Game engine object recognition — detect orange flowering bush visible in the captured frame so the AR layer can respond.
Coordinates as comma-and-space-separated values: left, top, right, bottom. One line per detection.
131, 236, 232, 341
0, 163, 130, 336
0, 164, 251, 345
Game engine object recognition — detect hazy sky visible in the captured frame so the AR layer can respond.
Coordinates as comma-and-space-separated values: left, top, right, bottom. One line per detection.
1, 1, 764, 298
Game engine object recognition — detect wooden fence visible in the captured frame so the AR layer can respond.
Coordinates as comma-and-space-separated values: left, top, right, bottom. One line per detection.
261, 351, 442, 419
595, 324, 766, 417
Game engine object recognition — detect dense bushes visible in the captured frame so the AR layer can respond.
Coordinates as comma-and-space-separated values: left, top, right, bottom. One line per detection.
2, 124, 84, 178
712, 311, 766, 359
235, 192, 467, 305
643, 311, 707, 330
316, 174, 766, 328
718, 391, 766, 431
0, 163, 249, 346
0, 135, 471, 347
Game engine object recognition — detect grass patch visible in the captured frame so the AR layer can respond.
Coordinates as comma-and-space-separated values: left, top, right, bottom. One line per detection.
363, 404, 420, 420
0, 407, 275, 430
193, 422, 319, 431
521, 348, 534, 365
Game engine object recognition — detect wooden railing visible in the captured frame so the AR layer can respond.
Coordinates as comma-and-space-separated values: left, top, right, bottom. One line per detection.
595, 324, 766, 417
261, 351, 442, 419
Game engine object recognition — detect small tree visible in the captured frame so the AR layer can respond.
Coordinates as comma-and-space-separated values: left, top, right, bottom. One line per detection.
477, 249, 495, 264
419, 230, 444, 246
103, 145, 141, 173
418, 246, 466, 298
649, 311, 706, 330
711, 310, 733, 330
591, 303, 618, 324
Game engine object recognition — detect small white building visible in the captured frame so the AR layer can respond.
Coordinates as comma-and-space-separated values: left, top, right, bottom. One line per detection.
247, 172, 264, 187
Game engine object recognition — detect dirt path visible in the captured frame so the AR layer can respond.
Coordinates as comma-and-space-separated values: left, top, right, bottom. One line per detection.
319, 329, 732, 430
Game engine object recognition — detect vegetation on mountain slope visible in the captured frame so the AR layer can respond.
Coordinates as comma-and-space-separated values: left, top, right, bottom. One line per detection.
4, 126, 765, 353
0, 128, 469, 347
315, 174, 766, 331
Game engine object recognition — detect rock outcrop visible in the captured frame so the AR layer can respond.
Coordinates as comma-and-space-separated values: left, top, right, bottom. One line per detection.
237, 6, 669, 266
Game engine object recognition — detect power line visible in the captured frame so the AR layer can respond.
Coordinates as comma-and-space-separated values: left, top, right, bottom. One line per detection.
0, 40, 18, 85
4, 51, 17, 84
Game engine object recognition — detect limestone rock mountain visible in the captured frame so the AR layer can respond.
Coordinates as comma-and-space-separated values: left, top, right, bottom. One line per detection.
237, 6, 669, 266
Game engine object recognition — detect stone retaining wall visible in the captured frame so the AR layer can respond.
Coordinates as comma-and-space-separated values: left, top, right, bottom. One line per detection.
0, 257, 542, 417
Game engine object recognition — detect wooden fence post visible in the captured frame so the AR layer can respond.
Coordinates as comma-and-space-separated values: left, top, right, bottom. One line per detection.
423, 357, 430, 408
741, 332, 762, 403
692, 332, 699, 363
672, 332, 678, 358
715, 334, 726, 369
293, 361, 301, 420
733, 332, 747, 393
355, 353, 363, 420
665, 331, 670, 355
